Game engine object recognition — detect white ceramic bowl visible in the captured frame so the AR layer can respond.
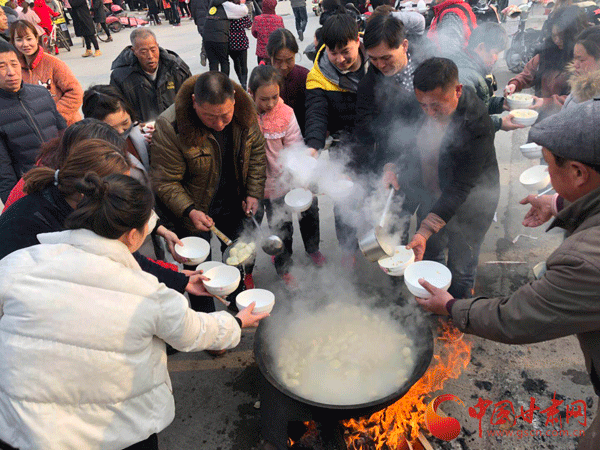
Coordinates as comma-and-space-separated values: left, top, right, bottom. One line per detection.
506, 93, 533, 110
285, 188, 313, 213
236, 288, 275, 314
404, 261, 452, 298
174, 237, 210, 265
142, 121, 155, 133
519, 165, 551, 190
520, 143, 543, 160
322, 179, 354, 201
196, 260, 224, 273
378, 246, 415, 277
511, 109, 539, 126
203, 265, 241, 296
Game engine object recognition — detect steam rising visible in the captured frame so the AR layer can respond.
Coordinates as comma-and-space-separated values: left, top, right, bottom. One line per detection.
258, 268, 431, 406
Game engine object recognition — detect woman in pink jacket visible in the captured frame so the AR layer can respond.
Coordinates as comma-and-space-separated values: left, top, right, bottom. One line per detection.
10, 20, 83, 125
16, 1, 45, 35
248, 65, 325, 288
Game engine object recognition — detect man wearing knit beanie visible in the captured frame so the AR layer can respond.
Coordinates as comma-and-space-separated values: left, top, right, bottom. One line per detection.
415, 97, 600, 450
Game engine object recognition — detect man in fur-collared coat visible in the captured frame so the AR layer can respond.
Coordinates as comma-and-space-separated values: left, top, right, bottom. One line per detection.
151, 72, 266, 312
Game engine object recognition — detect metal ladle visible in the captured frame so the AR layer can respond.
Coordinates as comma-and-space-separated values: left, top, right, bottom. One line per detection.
250, 215, 284, 256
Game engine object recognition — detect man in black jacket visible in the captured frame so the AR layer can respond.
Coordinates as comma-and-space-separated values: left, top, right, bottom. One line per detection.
0, 41, 66, 203
353, 10, 424, 176
110, 28, 192, 123
397, 57, 499, 299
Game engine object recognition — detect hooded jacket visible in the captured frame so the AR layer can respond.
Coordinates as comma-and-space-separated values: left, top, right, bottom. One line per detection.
150, 75, 267, 233
0, 83, 66, 203
32, 0, 58, 33
304, 44, 367, 150
451, 185, 600, 395
562, 66, 600, 111
251, 0, 283, 58
0, 229, 240, 450
110, 46, 191, 123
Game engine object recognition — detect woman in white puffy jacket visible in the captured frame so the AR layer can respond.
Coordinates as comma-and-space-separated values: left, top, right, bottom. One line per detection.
0, 172, 267, 450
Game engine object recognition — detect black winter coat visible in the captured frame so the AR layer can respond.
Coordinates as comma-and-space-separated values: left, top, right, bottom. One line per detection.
69, 0, 96, 36
189, 0, 210, 34
202, 0, 230, 43
0, 185, 189, 292
110, 46, 192, 122
399, 87, 500, 227
304, 46, 367, 150
91, 0, 107, 23
353, 63, 422, 175
0, 84, 66, 203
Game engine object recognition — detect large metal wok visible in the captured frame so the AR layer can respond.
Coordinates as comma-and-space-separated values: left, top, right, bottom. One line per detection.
254, 310, 434, 420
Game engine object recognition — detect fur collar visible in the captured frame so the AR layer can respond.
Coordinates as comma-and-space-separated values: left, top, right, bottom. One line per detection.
174, 75, 257, 147
568, 63, 600, 104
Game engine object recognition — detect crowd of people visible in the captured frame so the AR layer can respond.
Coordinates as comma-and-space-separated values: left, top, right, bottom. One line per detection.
1, 0, 600, 448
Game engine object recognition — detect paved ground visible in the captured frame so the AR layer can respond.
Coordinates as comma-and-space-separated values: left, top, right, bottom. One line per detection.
16, 3, 597, 449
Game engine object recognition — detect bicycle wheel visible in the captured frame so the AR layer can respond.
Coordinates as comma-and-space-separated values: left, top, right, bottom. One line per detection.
96, 23, 109, 42
57, 29, 70, 52
108, 20, 123, 33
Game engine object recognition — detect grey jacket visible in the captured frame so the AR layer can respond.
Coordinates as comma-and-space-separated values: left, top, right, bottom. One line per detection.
290, 0, 306, 8
451, 185, 600, 394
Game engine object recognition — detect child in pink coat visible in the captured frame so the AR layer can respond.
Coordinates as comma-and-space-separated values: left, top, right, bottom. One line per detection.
248, 65, 325, 287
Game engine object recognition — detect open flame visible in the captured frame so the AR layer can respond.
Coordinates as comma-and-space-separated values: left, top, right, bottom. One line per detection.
343, 320, 472, 449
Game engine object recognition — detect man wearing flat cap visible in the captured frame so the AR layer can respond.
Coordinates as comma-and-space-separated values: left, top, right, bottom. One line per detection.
415, 97, 600, 450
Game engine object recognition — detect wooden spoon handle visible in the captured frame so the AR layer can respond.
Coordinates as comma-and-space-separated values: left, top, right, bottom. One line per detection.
210, 225, 232, 246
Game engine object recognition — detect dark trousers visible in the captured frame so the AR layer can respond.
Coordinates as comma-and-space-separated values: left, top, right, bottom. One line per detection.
333, 204, 358, 254
229, 48, 248, 90
100, 21, 111, 37
177, 208, 249, 313
0, 434, 158, 450
417, 191, 498, 299
84, 34, 99, 50
179, 1, 190, 15
254, 196, 320, 276
168, 1, 180, 23
292, 6, 307, 33
205, 41, 230, 74
123, 434, 159, 450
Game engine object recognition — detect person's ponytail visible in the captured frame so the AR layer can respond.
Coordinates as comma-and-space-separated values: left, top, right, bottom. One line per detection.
23, 139, 130, 196
65, 173, 154, 239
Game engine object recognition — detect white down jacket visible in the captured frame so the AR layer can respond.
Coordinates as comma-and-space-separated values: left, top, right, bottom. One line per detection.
0, 229, 241, 450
